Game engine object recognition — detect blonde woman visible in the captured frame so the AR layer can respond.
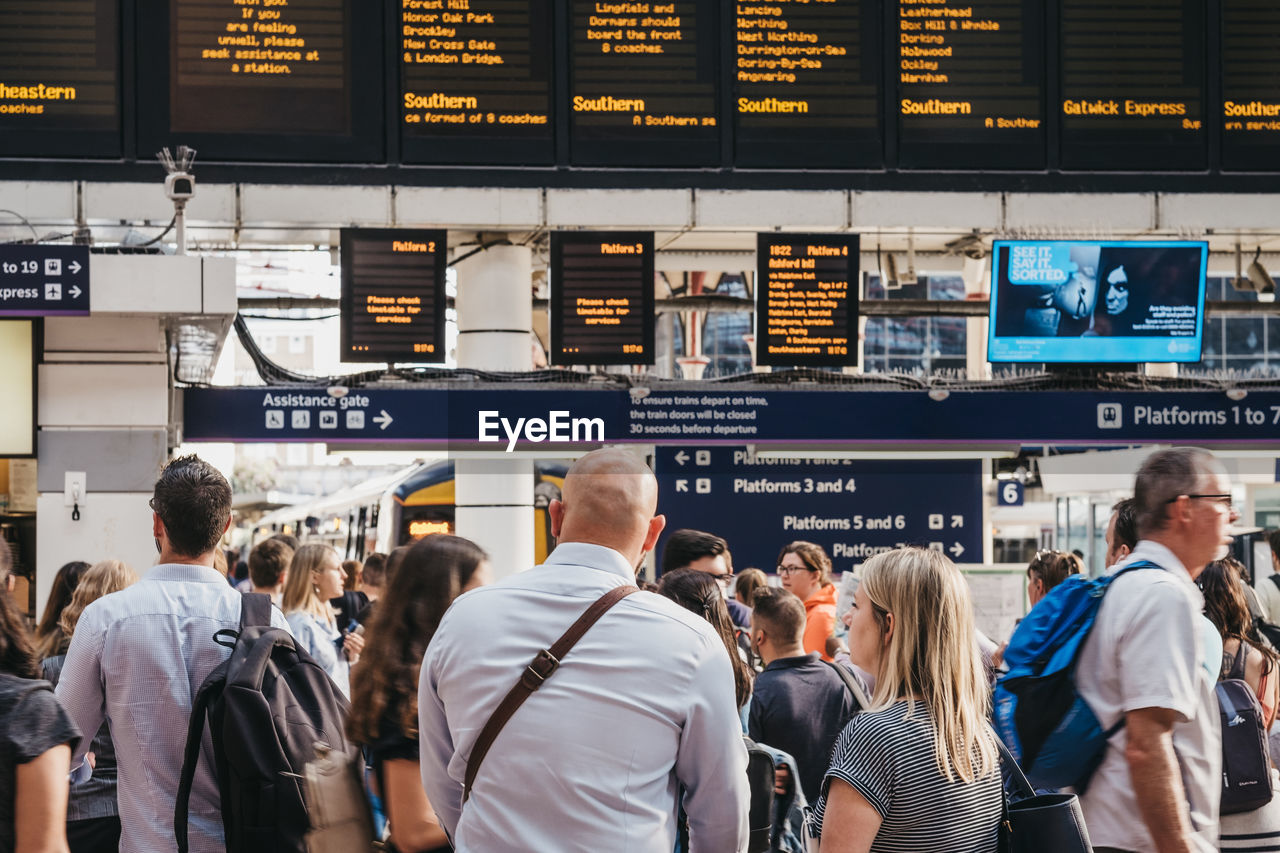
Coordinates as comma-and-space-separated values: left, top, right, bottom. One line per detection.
282, 544, 364, 698
41, 559, 138, 853
816, 547, 1002, 852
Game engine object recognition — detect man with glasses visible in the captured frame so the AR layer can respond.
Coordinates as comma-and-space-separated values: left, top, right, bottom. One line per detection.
1076, 448, 1237, 853
661, 528, 752, 636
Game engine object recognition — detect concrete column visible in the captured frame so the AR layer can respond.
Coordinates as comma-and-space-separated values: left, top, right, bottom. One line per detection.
452, 242, 536, 578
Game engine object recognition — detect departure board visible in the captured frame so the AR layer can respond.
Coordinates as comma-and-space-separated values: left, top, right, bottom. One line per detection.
756, 233, 859, 369
895, 0, 1044, 169
137, 0, 381, 161
399, 0, 555, 165
1221, 4, 1280, 172
340, 229, 448, 364
550, 232, 655, 366
569, 0, 720, 166
1059, 0, 1205, 171
0, 0, 120, 157
733, 0, 880, 168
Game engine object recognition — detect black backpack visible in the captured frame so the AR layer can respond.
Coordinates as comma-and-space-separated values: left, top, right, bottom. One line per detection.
175, 594, 353, 853
1218, 642, 1273, 815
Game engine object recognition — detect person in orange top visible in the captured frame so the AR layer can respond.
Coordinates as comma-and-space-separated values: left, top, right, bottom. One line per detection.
777, 541, 838, 661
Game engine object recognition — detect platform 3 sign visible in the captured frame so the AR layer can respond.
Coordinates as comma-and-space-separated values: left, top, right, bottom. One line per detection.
182, 387, 1280, 447
654, 447, 983, 573
0, 246, 89, 316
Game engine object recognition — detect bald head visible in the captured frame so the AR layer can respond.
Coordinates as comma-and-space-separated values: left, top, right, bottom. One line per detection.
552, 448, 664, 567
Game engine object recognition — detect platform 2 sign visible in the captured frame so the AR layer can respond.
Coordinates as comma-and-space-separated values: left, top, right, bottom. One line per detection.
0, 246, 89, 316
340, 229, 447, 364
655, 447, 983, 572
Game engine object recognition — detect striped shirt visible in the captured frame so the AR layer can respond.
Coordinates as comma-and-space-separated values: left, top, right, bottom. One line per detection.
814, 700, 1001, 853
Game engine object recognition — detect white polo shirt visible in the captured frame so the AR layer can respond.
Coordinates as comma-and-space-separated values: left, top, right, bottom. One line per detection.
1076, 541, 1223, 853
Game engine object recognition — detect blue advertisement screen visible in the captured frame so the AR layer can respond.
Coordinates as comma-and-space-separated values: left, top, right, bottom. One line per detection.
988, 240, 1207, 363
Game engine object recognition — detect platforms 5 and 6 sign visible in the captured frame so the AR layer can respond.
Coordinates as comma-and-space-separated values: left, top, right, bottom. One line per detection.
0, 246, 89, 316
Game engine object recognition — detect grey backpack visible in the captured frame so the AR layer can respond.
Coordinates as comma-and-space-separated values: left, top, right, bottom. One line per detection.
1218, 642, 1273, 815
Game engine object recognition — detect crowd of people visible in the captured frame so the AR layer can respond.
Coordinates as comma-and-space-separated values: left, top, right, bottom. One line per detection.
0, 445, 1274, 852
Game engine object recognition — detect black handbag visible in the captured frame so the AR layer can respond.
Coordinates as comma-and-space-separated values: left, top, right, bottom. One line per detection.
993, 731, 1094, 853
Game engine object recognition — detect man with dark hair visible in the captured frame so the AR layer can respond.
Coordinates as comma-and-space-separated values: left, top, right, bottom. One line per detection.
1254, 530, 1280, 622
1077, 448, 1236, 853
56, 455, 290, 853
662, 528, 752, 634
1104, 497, 1139, 569
748, 587, 855, 804
355, 552, 387, 625
248, 537, 292, 606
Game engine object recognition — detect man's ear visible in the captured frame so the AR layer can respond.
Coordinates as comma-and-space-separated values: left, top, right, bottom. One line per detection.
548, 499, 565, 538
642, 514, 666, 553
152, 512, 165, 541
1118, 544, 1132, 562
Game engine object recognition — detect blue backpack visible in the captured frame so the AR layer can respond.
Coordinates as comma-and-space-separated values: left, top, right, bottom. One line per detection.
992, 560, 1160, 791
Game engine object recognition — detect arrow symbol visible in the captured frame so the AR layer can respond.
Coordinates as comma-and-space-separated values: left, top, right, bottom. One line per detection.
373, 410, 393, 430
68, 286, 82, 299
675, 479, 689, 492
949, 542, 965, 558
68, 261, 81, 274
674, 451, 689, 466
950, 515, 964, 528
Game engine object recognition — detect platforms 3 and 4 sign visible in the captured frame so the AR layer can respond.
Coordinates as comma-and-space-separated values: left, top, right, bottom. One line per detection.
0, 246, 89, 316
654, 447, 983, 574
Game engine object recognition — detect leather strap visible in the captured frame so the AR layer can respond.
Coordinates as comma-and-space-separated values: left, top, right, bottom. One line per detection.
463, 584, 639, 802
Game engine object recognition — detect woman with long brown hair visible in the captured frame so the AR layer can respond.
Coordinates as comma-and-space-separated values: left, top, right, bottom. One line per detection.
32, 561, 90, 663
347, 534, 490, 853
657, 568, 754, 714
0, 538, 80, 853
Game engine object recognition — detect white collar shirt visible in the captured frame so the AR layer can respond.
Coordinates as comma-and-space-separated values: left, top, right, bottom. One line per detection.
1077, 540, 1222, 853
55, 563, 291, 853
419, 542, 750, 853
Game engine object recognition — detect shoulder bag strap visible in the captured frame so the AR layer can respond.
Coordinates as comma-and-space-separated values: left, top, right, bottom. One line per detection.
174, 683, 215, 853
824, 660, 871, 711
463, 584, 639, 802
1227, 639, 1250, 681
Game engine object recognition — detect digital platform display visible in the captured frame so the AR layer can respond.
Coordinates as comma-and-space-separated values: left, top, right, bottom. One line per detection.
138, 0, 381, 161
1058, 0, 1205, 170
550, 232, 655, 366
399, 0, 554, 165
733, 0, 880, 168
756, 232, 859, 369
340, 229, 447, 364
988, 240, 1207, 364
895, 0, 1044, 169
0, 0, 120, 157
1221, 4, 1280, 172
569, 0, 720, 166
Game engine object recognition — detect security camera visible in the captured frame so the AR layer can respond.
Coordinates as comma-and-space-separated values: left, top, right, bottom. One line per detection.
164, 172, 195, 203
1232, 248, 1275, 295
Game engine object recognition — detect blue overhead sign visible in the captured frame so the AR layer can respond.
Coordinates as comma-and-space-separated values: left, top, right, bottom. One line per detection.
182, 387, 1280, 447
0, 245, 89, 316
996, 481, 1025, 507
654, 447, 984, 573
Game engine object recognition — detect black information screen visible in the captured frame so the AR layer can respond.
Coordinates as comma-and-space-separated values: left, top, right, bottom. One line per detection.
137, 0, 382, 161
569, 0, 719, 166
895, 0, 1044, 169
399, 0, 554, 165
1221, 4, 1280, 172
340, 229, 447, 364
550, 232, 655, 366
733, 0, 880, 168
1059, 0, 1205, 170
756, 233, 859, 369
0, 0, 120, 157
